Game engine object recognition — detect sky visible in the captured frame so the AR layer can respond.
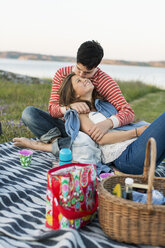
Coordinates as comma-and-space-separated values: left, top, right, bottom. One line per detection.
0, 0, 165, 62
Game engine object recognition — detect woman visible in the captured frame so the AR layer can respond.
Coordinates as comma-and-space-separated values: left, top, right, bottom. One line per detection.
14, 73, 165, 175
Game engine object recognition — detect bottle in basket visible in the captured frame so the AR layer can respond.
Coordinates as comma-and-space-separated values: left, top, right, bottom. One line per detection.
125, 177, 134, 200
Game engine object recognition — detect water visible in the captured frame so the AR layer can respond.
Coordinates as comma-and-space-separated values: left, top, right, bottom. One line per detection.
0, 58, 165, 89
99, 64, 165, 89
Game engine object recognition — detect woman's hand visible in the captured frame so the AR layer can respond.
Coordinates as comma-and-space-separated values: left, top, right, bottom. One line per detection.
69, 102, 90, 114
136, 125, 149, 137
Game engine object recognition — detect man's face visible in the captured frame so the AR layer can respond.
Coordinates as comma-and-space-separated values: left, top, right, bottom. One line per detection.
74, 63, 96, 78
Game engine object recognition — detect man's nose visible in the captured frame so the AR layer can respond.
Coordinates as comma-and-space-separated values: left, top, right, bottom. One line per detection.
79, 71, 86, 78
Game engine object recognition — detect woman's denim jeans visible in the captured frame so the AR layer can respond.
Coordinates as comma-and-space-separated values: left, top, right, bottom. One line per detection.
114, 112, 165, 175
21, 106, 71, 151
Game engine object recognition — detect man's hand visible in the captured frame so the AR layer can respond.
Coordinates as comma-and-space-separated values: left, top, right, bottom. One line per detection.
88, 119, 113, 142
70, 102, 90, 114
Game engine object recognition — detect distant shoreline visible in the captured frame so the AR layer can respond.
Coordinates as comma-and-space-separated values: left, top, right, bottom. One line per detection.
0, 51, 165, 69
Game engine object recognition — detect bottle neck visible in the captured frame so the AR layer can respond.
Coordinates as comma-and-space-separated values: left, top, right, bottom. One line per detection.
125, 184, 133, 193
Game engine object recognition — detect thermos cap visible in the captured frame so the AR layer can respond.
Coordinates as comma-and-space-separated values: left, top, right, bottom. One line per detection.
125, 177, 134, 185
59, 148, 72, 162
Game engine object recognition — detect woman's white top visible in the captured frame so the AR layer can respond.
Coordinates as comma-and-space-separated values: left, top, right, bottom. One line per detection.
88, 112, 136, 163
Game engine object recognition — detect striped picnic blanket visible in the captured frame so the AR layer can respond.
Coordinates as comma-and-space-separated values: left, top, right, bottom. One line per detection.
0, 141, 164, 248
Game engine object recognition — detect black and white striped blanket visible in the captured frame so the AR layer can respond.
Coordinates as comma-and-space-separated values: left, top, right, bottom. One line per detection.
0, 141, 164, 248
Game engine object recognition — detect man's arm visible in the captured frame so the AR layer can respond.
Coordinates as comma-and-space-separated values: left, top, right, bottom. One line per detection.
48, 67, 73, 118
88, 118, 113, 141
93, 69, 135, 128
87, 69, 135, 141
79, 114, 135, 144
79, 114, 148, 144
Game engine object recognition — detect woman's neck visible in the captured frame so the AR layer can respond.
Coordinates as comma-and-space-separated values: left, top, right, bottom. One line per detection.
79, 91, 93, 102
78, 97, 96, 111
79, 96, 92, 102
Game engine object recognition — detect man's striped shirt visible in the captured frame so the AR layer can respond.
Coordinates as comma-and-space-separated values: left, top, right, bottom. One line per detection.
49, 66, 134, 127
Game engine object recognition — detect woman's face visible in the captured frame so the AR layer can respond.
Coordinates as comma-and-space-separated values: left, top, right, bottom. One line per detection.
71, 74, 94, 99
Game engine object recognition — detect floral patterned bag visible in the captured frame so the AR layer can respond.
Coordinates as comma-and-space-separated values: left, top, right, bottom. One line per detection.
45, 162, 98, 230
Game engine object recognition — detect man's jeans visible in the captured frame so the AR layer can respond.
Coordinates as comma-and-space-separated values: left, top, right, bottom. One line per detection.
21, 106, 71, 152
114, 112, 165, 175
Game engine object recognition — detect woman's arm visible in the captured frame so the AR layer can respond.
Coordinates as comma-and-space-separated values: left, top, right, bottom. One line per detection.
79, 114, 148, 145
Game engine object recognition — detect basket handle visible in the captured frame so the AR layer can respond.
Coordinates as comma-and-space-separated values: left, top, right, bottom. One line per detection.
143, 137, 157, 207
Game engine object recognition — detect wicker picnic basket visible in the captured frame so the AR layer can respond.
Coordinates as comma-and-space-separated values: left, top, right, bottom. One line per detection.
98, 138, 165, 246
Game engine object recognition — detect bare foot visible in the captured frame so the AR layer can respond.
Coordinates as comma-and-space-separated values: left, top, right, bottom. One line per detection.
13, 137, 52, 153
13, 137, 37, 149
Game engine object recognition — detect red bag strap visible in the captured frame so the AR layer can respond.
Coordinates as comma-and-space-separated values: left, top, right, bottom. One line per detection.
55, 193, 98, 220
48, 162, 96, 175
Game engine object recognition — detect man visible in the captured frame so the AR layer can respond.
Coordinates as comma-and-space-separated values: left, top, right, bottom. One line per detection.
21, 40, 134, 154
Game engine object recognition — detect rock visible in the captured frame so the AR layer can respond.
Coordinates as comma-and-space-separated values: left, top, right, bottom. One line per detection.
0, 70, 51, 84
0, 122, 2, 135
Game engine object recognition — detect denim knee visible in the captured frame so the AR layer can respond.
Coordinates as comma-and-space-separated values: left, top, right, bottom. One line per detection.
21, 106, 36, 125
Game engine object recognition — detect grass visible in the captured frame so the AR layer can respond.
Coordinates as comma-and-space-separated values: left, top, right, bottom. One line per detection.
130, 91, 165, 122
118, 80, 162, 102
0, 79, 51, 143
0, 78, 164, 144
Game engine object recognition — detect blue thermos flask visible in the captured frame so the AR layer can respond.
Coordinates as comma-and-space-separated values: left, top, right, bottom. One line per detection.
59, 148, 72, 166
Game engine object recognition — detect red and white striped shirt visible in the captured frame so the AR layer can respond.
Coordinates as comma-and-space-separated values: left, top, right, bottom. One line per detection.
48, 66, 135, 127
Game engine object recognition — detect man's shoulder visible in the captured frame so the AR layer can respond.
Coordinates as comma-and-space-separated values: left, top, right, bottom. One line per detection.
56, 65, 74, 76
93, 67, 112, 79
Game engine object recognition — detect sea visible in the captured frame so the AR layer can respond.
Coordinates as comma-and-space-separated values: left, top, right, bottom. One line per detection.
0, 58, 165, 89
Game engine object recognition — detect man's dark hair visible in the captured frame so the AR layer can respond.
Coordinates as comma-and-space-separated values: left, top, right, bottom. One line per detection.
77, 40, 104, 70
